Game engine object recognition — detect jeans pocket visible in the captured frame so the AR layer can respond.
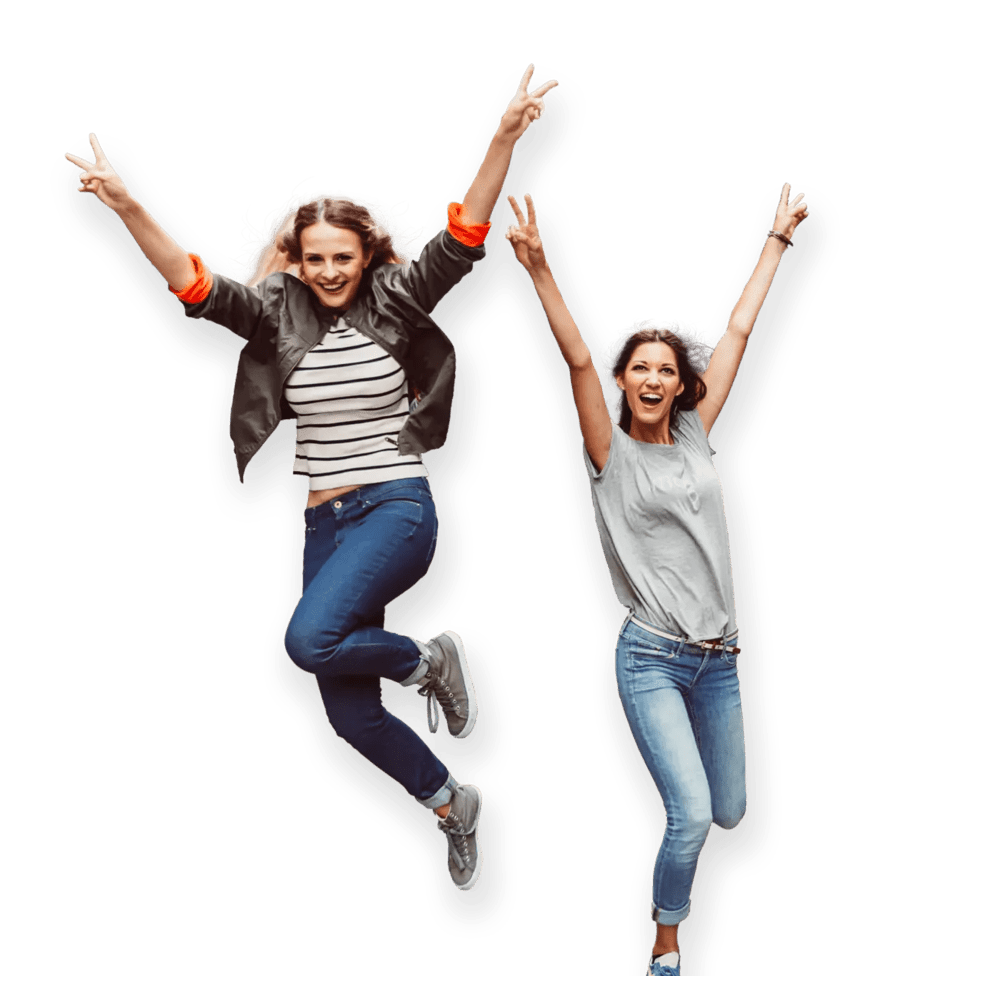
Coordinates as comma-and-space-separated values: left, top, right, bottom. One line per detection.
628, 634, 679, 659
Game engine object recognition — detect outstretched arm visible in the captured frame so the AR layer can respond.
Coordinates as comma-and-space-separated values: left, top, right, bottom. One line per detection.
461, 66, 558, 226
698, 183, 809, 435
66, 134, 196, 290
507, 195, 614, 471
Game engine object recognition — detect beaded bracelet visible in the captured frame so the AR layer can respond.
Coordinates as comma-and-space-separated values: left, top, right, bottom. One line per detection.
768, 230, 793, 247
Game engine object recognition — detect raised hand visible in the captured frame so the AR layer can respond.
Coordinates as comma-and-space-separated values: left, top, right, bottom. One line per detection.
65, 134, 132, 213
506, 194, 548, 274
772, 183, 809, 240
497, 65, 558, 141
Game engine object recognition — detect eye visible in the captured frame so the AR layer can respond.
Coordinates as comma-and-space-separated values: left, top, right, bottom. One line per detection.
335, 253, 354, 262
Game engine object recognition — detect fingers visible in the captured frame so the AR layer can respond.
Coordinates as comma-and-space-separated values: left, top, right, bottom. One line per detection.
65, 152, 94, 170
530, 79, 558, 98
517, 64, 534, 95
790, 192, 805, 208
525, 193, 537, 226
508, 194, 527, 226
89, 132, 107, 163
779, 182, 790, 208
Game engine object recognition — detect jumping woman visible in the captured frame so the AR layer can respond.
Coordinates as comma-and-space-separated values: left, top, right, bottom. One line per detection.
505, 187, 807, 970
66, 65, 557, 891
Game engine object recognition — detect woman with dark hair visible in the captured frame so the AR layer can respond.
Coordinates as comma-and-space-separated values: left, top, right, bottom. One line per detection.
65, 65, 556, 891
506, 189, 808, 972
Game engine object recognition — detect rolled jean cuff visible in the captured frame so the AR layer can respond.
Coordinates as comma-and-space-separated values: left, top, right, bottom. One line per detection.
652, 901, 691, 925
400, 639, 431, 687
418, 773, 457, 810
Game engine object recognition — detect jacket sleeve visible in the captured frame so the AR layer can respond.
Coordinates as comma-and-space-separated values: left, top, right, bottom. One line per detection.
382, 229, 485, 316
181, 274, 263, 341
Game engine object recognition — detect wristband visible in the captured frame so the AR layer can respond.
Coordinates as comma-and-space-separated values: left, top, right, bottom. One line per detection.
768, 230, 793, 247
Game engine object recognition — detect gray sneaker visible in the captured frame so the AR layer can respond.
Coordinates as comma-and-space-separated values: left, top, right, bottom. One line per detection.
417, 631, 477, 738
438, 783, 482, 890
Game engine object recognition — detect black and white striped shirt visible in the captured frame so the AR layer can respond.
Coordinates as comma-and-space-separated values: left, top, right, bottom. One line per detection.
284, 319, 428, 490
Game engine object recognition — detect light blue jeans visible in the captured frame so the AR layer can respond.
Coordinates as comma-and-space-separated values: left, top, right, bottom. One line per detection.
615, 618, 746, 925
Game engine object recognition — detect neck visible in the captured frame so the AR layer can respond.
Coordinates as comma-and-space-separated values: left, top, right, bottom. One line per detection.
630, 417, 674, 446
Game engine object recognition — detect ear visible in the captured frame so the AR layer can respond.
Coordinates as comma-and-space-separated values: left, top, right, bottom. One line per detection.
615, 374, 625, 391
363, 249, 374, 269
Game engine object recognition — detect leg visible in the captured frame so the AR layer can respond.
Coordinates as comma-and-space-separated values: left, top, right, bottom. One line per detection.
291, 482, 449, 804
316, 673, 452, 803
615, 624, 714, 927
686, 650, 747, 830
285, 485, 438, 682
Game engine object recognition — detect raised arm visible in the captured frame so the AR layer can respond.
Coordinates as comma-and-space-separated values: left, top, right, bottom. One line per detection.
507, 195, 614, 471
698, 183, 809, 435
460, 66, 558, 226
66, 134, 197, 291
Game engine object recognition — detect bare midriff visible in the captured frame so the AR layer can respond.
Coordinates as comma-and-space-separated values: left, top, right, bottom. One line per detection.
307, 484, 363, 508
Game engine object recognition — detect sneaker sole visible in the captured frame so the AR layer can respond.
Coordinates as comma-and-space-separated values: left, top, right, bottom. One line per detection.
441, 631, 477, 738
456, 784, 483, 890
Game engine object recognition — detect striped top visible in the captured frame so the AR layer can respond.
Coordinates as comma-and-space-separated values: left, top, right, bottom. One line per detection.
284, 318, 428, 490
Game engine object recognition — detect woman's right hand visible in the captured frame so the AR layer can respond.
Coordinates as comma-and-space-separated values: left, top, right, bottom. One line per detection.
506, 194, 548, 275
65, 134, 133, 214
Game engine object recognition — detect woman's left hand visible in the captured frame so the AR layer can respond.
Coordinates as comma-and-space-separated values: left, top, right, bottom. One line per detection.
497, 64, 558, 141
772, 183, 809, 239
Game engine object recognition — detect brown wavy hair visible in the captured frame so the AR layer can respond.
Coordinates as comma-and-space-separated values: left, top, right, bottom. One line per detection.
248, 198, 400, 288
613, 329, 710, 433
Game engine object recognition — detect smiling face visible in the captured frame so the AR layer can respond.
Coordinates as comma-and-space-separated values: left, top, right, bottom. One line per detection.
615, 341, 685, 438
299, 222, 372, 309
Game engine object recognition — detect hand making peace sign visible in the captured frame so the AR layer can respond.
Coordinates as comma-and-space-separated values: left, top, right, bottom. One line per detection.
65, 134, 132, 213
772, 183, 809, 240
505, 194, 548, 274
497, 65, 559, 141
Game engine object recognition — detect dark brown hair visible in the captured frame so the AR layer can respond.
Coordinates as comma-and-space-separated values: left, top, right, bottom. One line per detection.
279, 198, 399, 267
612, 329, 709, 433
239, 191, 423, 286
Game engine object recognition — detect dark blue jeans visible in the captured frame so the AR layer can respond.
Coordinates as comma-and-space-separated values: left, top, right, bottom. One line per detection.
284, 478, 451, 805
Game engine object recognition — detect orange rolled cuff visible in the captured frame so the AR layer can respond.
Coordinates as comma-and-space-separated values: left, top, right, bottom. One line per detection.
169, 253, 214, 304
447, 202, 491, 247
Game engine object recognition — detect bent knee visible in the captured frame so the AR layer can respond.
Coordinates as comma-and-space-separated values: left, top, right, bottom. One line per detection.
284, 620, 342, 674
714, 799, 747, 830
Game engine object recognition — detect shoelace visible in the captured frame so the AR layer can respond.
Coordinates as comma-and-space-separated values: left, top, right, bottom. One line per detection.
417, 670, 464, 734
417, 683, 441, 736
438, 814, 474, 872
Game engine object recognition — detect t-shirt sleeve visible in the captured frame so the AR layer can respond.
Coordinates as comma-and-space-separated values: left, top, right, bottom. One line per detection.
676, 407, 715, 457
584, 424, 624, 482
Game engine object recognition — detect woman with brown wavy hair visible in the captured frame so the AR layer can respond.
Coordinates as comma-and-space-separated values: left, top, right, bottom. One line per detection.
506, 187, 808, 972
66, 65, 556, 892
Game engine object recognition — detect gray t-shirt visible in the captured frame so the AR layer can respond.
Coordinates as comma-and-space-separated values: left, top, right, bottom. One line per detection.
585, 409, 737, 640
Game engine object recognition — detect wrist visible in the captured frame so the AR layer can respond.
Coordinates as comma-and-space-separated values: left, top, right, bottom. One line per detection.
492, 124, 520, 147
116, 193, 142, 218
529, 262, 553, 283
